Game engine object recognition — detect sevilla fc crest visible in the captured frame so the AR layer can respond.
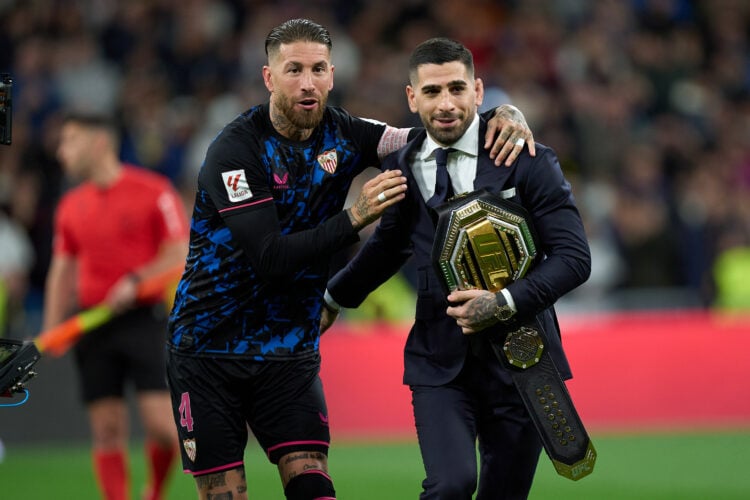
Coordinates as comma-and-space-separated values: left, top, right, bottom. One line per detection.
317, 149, 338, 174
183, 438, 197, 462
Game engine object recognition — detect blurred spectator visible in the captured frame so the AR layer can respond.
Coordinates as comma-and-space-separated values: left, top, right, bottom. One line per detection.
608, 141, 683, 289
53, 33, 121, 115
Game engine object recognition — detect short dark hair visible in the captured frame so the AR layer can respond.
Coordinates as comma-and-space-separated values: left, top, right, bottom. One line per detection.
61, 112, 116, 133
60, 112, 119, 146
408, 38, 475, 84
265, 19, 332, 59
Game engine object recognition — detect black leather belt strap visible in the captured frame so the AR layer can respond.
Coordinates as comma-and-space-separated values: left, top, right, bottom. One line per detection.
489, 321, 596, 480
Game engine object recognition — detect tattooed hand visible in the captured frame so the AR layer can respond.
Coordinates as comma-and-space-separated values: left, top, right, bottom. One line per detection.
445, 289, 500, 334
485, 104, 536, 167
347, 169, 407, 230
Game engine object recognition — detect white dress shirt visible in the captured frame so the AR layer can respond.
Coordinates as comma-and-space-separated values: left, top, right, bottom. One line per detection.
411, 114, 480, 202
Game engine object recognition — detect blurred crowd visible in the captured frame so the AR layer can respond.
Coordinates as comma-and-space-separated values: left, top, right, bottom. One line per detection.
0, 0, 749, 336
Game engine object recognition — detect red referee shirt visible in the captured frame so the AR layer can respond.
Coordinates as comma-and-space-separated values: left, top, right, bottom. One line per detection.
53, 165, 188, 308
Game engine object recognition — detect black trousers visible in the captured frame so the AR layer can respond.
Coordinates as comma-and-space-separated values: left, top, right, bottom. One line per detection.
411, 352, 543, 500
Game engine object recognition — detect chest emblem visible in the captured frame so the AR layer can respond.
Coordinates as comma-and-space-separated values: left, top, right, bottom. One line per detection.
273, 172, 289, 190
317, 149, 338, 174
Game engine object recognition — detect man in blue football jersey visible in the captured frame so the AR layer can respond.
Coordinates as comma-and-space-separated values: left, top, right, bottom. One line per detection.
166, 18, 534, 500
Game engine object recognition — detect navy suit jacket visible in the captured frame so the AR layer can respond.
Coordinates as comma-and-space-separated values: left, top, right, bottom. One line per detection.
328, 119, 591, 387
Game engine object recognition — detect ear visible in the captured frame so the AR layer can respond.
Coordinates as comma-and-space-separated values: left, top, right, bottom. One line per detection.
475, 77, 484, 108
329, 64, 335, 91
406, 85, 418, 113
93, 129, 111, 150
262, 66, 273, 92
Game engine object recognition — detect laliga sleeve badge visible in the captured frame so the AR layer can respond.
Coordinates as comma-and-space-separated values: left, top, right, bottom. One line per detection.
221, 169, 253, 202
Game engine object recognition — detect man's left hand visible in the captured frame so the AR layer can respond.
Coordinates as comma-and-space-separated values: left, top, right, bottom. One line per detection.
104, 274, 139, 314
485, 104, 536, 167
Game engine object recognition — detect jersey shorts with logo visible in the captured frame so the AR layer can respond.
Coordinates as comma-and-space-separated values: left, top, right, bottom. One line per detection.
166, 350, 329, 474
74, 305, 169, 403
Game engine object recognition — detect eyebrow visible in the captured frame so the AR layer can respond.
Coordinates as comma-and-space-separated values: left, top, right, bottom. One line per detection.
421, 80, 469, 92
284, 60, 329, 69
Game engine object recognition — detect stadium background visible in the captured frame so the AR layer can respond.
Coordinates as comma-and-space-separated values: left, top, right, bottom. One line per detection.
0, 0, 749, 498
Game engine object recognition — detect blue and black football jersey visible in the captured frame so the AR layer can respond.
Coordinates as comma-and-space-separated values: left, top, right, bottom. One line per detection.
168, 104, 386, 360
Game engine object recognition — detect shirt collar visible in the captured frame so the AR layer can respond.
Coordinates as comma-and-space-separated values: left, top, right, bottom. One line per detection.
421, 113, 480, 161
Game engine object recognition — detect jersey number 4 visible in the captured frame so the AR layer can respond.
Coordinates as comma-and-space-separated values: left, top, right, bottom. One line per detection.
179, 392, 194, 432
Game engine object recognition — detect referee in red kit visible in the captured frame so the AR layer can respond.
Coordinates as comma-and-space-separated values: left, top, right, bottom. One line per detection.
43, 113, 189, 500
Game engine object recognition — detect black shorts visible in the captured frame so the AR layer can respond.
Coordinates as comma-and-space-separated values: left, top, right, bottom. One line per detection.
166, 350, 330, 476
73, 304, 169, 403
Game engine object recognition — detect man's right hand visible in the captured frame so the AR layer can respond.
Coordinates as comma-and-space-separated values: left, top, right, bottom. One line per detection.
347, 169, 407, 230
319, 305, 339, 334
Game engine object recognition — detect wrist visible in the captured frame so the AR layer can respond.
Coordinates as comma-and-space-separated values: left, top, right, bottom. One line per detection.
323, 289, 341, 313
346, 208, 363, 231
493, 291, 516, 322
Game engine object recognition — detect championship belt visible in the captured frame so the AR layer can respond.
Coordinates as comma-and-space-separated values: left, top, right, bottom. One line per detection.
431, 189, 596, 481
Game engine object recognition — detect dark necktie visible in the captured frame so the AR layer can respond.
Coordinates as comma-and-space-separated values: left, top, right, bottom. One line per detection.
427, 147, 455, 208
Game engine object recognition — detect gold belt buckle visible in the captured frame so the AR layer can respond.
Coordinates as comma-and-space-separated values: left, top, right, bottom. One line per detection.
433, 190, 537, 293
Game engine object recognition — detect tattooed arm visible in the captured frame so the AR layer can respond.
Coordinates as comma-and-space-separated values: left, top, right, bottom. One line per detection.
373, 103, 535, 167
221, 169, 406, 280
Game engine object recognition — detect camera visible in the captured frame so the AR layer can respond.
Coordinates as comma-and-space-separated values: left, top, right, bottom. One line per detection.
0, 338, 40, 396
0, 73, 12, 145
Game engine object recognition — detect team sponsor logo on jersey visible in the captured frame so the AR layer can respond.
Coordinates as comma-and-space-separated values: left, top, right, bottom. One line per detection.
317, 149, 338, 174
183, 438, 197, 462
221, 169, 253, 202
273, 172, 289, 190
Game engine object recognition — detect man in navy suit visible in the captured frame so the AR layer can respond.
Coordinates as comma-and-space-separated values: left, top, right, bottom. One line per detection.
322, 38, 591, 499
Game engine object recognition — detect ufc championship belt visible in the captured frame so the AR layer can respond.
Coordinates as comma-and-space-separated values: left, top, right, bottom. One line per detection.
431, 189, 596, 481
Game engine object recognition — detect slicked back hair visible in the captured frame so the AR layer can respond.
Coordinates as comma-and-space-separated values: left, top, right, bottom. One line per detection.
265, 18, 332, 60
408, 37, 475, 85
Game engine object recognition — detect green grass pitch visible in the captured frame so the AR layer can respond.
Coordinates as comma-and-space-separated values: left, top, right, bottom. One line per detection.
2, 431, 749, 499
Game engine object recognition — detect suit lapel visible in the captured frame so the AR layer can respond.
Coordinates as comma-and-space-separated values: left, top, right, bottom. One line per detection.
395, 129, 426, 179
394, 129, 428, 203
